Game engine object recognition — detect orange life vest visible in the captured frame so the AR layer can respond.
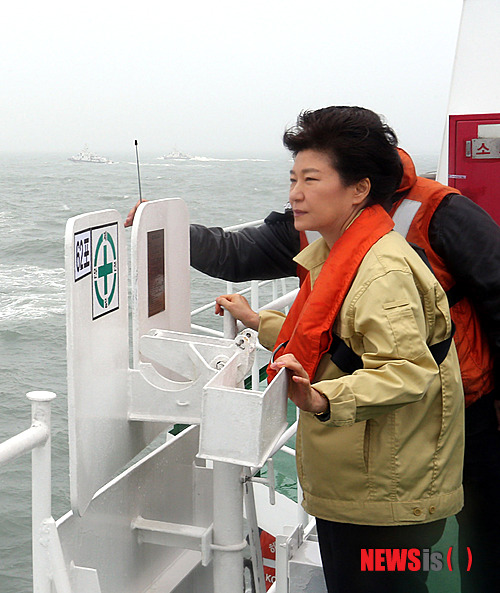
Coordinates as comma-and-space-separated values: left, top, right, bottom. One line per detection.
268, 205, 394, 383
390, 149, 494, 405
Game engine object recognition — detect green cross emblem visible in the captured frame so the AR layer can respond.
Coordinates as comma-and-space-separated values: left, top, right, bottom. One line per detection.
93, 230, 117, 309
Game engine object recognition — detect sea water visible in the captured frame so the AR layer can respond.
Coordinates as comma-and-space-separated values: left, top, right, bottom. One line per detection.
0, 150, 438, 592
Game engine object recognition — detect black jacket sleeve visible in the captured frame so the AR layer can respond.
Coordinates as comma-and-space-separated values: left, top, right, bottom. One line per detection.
429, 194, 500, 395
190, 210, 301, 282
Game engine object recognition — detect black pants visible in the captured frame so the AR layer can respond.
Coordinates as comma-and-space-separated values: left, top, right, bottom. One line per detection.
457, 391, 500, 593
316, 518, 446, 593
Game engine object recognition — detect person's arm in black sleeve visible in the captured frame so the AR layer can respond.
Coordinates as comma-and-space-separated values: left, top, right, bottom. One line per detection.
190, 209, 301, 282
429, 194, 500, 404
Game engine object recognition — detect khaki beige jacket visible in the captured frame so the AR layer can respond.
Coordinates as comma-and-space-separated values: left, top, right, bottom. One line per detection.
259, 231, 464, 525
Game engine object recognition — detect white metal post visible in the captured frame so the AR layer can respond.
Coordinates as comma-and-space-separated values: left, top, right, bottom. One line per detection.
223, 281, 238, 339
223, 312, 238, 340
280, 280, 289, 314
250, 281, 260, 390
295, 407, 310, 528
212, 461, 245, 592
28, 391, 56, 593
243, 472, 266, 593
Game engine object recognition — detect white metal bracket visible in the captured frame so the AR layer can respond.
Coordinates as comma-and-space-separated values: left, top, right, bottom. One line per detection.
131, 515, 248, 569
247, 458, 276, 505
42, 517, 102, 593
275, 524, 304, 593
128, 329, 256, 424
69, 562, 102, 593
132, 516, 214, 567
199, 366, 288, 468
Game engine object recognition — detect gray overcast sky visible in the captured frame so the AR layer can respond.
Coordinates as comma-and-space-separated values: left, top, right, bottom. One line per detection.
1, 0, 463, 157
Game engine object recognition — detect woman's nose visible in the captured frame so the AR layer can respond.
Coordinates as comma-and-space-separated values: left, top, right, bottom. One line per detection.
289, 181, 304, 201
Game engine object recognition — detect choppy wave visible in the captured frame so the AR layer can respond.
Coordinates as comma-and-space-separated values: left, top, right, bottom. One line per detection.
189, 156, 269, 162
0, 265, 65, 321
153, 156, 269, 163
0, 211, 15, 229
126, 161, 173, 167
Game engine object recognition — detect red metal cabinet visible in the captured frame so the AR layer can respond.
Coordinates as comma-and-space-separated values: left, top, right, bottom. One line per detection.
448, 113, 500, 225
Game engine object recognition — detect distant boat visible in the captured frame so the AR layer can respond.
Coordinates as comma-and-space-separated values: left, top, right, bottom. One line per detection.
69, 146, 112, 164
161, 150, 192, 160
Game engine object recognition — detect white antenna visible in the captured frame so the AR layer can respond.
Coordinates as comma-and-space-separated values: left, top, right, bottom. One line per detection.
134, 140, 143, 202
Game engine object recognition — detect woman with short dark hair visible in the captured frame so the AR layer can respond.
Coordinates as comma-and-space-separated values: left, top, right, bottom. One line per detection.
216, 106, 464, 593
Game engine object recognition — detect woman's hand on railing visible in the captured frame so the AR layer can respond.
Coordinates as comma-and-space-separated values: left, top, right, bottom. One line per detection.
215, 294, 260, 331
269, 354, 329, 415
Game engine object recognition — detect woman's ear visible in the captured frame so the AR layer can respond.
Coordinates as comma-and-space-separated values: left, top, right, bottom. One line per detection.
353, 178, 371, 204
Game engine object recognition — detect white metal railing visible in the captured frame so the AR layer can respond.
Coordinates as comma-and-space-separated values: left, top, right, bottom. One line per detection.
0, 391, 54, 468
0, 417, 49, 466
190, 217, 298, 349
223, 219, 265, 232
190, 279, 284, 338
0, 391, 71, 593
191, 280, 299, 382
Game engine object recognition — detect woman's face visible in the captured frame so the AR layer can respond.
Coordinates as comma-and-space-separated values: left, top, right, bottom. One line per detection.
289, 149, 369, 247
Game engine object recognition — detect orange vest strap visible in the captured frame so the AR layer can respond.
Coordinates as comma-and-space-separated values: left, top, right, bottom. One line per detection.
267, 205, 394, 383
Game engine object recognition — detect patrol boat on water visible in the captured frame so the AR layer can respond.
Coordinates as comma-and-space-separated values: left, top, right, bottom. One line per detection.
69, 145, 113, 164
1, 1, 499, 591
160, 150, 193, 160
